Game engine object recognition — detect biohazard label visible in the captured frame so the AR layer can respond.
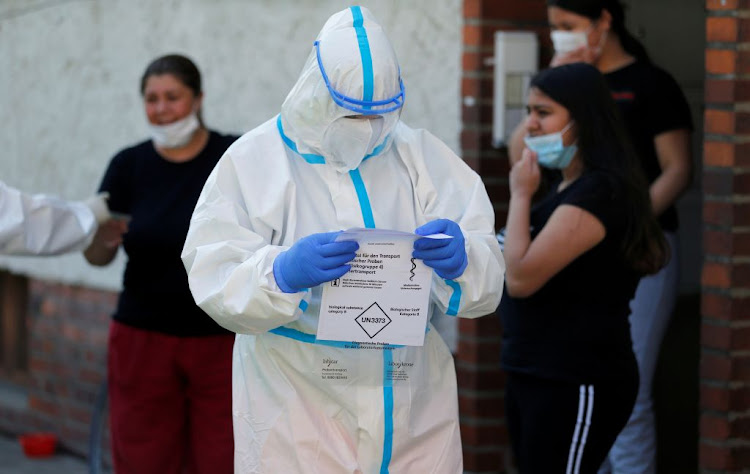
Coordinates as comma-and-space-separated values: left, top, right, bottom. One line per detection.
354, 302, 392, 338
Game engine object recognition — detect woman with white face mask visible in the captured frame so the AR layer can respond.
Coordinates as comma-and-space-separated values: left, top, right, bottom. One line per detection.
510, 2, 694, 472
500, 63, 668, 473
84, 54, 239, 474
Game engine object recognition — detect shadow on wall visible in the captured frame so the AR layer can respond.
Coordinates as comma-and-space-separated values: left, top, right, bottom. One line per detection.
654, 292, 700, 474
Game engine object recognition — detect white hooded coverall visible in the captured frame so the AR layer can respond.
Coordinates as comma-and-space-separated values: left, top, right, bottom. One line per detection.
0, 180, 109, 255
182, 6, 505, 473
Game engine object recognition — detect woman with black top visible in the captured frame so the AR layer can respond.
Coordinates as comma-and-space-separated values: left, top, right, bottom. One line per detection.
500, 63, 668, 473
509, 2, 693, 471
84, 54, 238, 474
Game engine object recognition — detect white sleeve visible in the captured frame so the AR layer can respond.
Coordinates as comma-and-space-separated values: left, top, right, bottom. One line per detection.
181, 152, 305, 335
428, 174, 506, 319
0, 181, 106, 256
408, 130, 505, 319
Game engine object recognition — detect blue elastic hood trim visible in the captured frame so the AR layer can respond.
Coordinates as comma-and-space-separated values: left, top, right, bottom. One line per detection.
444, 279, 462, 316
362, 134, 390, 162
348, 169, 376, 228
350, 6, 374, 109
276, 115, 326, 164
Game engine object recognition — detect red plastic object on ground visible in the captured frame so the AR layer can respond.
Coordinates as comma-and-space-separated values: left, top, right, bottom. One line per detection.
19, 432, 58, 458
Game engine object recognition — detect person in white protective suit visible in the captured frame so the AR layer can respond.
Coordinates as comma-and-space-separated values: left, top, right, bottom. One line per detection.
181, 6, 505, 473
0, 180, 117, 255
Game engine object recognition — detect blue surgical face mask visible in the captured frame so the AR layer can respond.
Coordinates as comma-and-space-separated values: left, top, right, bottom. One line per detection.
523, 122, 578, 169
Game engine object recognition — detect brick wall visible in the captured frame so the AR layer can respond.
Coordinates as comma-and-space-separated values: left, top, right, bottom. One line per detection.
0, 280, 116, 464
458, 1, 549, 472
701, 1, 750, 471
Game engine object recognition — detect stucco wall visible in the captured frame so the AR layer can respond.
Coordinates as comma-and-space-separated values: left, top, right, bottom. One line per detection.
0, 0, 461, 290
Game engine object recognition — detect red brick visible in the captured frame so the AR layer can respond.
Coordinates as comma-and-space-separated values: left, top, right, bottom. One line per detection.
700, 443, 731, 470
700, 351, 733, 381
705, 109, 735, 134
462, 51, 483, 73
737, 111, 750, 133
703, 168, 735, 196
700, 384, 731, 411
707, 0, 740, 9
460, 419, 508, 445
733, 325, 750, 350
472, 0, 548, 22
701, 322, 733, 350
456, 365, 505, 390
701, 262, 732, 288
461, 77, 481, 98
463, 24, 481, 47
737, 203, 750, 226
739, 18, 750, 42
736, 354, 750, 380
730, 385, 750, 408
458, 315, 502, 337
731, 296, 750, 320
707, 17, 739, 42
463, 0, 481, 18
702, 292, 732, 320
458, 393, 505, 418
462, 446, 506, 472
456, 338, 502, 365
732, 415, 750, 438
461, 128, 482, 152
703, 229, 733, 256
739, 50, 750, 75
703, 200, 734, 226
28, 396, 60, 416
705, 79, 736, 103
701, 413, 731, 440
735, 263, 750, 289
704, 141, 735, 167
706, 49, 738, 75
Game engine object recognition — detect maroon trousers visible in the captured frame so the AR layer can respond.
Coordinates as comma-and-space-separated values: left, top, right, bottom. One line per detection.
108, 321, 234, 474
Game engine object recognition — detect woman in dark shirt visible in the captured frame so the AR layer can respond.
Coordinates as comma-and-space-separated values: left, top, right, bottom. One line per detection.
500, 63, 667, 473
84, 54, 238, 474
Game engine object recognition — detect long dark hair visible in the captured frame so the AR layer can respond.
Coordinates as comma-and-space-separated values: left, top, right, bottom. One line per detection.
547, 0, 650, 63
531, 63, 667, 274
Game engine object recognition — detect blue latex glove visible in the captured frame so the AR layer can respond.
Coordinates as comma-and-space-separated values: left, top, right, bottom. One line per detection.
273, 232, 359, 293
412, 219, 467, 280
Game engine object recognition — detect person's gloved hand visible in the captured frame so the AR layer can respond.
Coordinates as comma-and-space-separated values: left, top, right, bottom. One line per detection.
413, 219, 467, 280
273, 232, 359, 293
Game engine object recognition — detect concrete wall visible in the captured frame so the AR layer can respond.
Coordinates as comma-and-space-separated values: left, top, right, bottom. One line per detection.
0, 0, 461, 290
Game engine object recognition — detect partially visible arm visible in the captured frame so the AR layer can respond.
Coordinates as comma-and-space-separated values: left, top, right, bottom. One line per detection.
504, 151, 605, 297
83, 218, 128, 266
650, 129, 692, 217
0, 181, 111, 256
508, 121, 526, 167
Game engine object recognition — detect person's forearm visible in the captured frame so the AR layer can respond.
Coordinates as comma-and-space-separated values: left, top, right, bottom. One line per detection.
503, 193, 532, 289
83, 233, 118, 266
508, 123, 526, 167
649, 164, 691, 217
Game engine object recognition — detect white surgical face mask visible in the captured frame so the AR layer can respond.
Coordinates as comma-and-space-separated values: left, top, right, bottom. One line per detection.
321, 116, 385, 171
523, 122, 577, 169
148, 111, 200, 148
550, 30, 589, 55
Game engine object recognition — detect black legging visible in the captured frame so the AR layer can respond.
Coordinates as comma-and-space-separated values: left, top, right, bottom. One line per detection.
505, 371, 638, 473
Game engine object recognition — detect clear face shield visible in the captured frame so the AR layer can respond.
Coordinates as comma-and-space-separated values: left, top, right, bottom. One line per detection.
314, 40, 405, 115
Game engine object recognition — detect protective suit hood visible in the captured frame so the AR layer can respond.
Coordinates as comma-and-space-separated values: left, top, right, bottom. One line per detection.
280, 6, 403, 172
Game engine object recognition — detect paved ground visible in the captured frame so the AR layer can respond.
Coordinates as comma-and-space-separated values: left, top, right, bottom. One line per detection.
0, 433, 96, 474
